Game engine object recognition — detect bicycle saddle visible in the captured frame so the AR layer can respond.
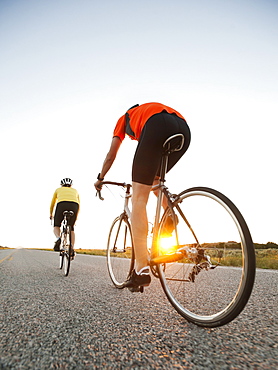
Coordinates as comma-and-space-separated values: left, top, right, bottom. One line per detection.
63, 211, 74, 217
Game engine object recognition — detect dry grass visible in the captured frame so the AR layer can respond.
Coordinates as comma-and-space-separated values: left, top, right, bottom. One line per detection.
74, 248, 278, 270
2, 246, 277, 269
255, 249, 278, 269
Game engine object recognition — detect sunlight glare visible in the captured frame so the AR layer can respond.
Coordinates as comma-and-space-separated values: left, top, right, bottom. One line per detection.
158, 235, 178, 255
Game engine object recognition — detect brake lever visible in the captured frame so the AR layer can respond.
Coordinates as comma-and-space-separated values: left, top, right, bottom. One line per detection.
96, 189, 104, 201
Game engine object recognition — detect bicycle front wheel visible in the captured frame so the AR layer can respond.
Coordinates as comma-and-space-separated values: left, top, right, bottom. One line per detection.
107, 214, 135, 288
63, 226, 72, 277
156, 187, 256, 327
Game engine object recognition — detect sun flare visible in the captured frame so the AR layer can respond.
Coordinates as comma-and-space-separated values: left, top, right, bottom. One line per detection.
158, 235, 177, 255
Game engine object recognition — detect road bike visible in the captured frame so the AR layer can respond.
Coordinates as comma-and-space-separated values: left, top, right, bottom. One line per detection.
59, 210, 74, 276
97, 134, 256, 327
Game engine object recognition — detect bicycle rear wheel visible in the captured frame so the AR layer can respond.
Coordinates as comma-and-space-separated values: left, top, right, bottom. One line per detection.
107, 214, 135, 288
156, 187, 256, 327
63, 226, 72, 277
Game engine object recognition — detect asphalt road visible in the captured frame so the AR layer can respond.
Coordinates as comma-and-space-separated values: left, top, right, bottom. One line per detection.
1, 248, 277, 369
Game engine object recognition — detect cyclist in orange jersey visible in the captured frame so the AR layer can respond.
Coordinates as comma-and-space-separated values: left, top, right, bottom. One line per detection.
94, 103, 191, 289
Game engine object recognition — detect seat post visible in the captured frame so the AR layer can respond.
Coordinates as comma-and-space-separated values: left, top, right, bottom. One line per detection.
152, 134, 184, 252
159, 133, 184, 182
159, 151, 169, 184
153, 151, 169, 243
153, 134, 184, 250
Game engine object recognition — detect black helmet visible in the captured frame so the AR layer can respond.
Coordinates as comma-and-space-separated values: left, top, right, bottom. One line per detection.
60, 178, 72, 186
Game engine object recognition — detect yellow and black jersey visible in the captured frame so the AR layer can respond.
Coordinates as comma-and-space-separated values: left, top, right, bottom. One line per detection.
50, 187, 80, 216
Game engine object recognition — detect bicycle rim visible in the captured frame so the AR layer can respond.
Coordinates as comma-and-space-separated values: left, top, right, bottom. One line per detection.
156, 187, 256, 327
107, 215, 135, 288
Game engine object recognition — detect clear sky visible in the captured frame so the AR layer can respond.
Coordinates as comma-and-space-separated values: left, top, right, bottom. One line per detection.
0, 0, 277, 249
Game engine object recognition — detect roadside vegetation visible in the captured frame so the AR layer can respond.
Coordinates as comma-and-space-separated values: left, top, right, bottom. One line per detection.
75, 242, 278, 269
1, 242, 278, 269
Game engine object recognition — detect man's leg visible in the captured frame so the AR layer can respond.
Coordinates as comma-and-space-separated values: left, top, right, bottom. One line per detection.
131, 181, 152, 272
71, 231, 75, 247
53, 226, 61, 251
54, 226, 60, 239
152, 176, 168, 210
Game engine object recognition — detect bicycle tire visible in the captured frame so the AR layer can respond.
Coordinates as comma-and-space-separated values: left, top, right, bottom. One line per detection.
156, 187, 256, 328
107, 214, 135, 288
63, 225, 72, 277
59, 251, 64, 269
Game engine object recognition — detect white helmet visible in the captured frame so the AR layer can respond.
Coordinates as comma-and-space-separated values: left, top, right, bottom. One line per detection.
60, 178, 72, 186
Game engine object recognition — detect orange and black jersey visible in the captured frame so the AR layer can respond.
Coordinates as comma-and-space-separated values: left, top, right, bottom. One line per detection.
113, 102, 185, 142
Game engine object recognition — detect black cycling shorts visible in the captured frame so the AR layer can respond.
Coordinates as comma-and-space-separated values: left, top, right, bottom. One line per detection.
132, 112, 191, 185
54, 201, 79, 230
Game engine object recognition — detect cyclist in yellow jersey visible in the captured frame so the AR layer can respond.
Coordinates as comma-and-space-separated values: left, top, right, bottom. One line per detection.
50, 178, 80, 253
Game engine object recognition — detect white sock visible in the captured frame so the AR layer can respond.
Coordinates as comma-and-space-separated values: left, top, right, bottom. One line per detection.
136, 266, 150, 275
